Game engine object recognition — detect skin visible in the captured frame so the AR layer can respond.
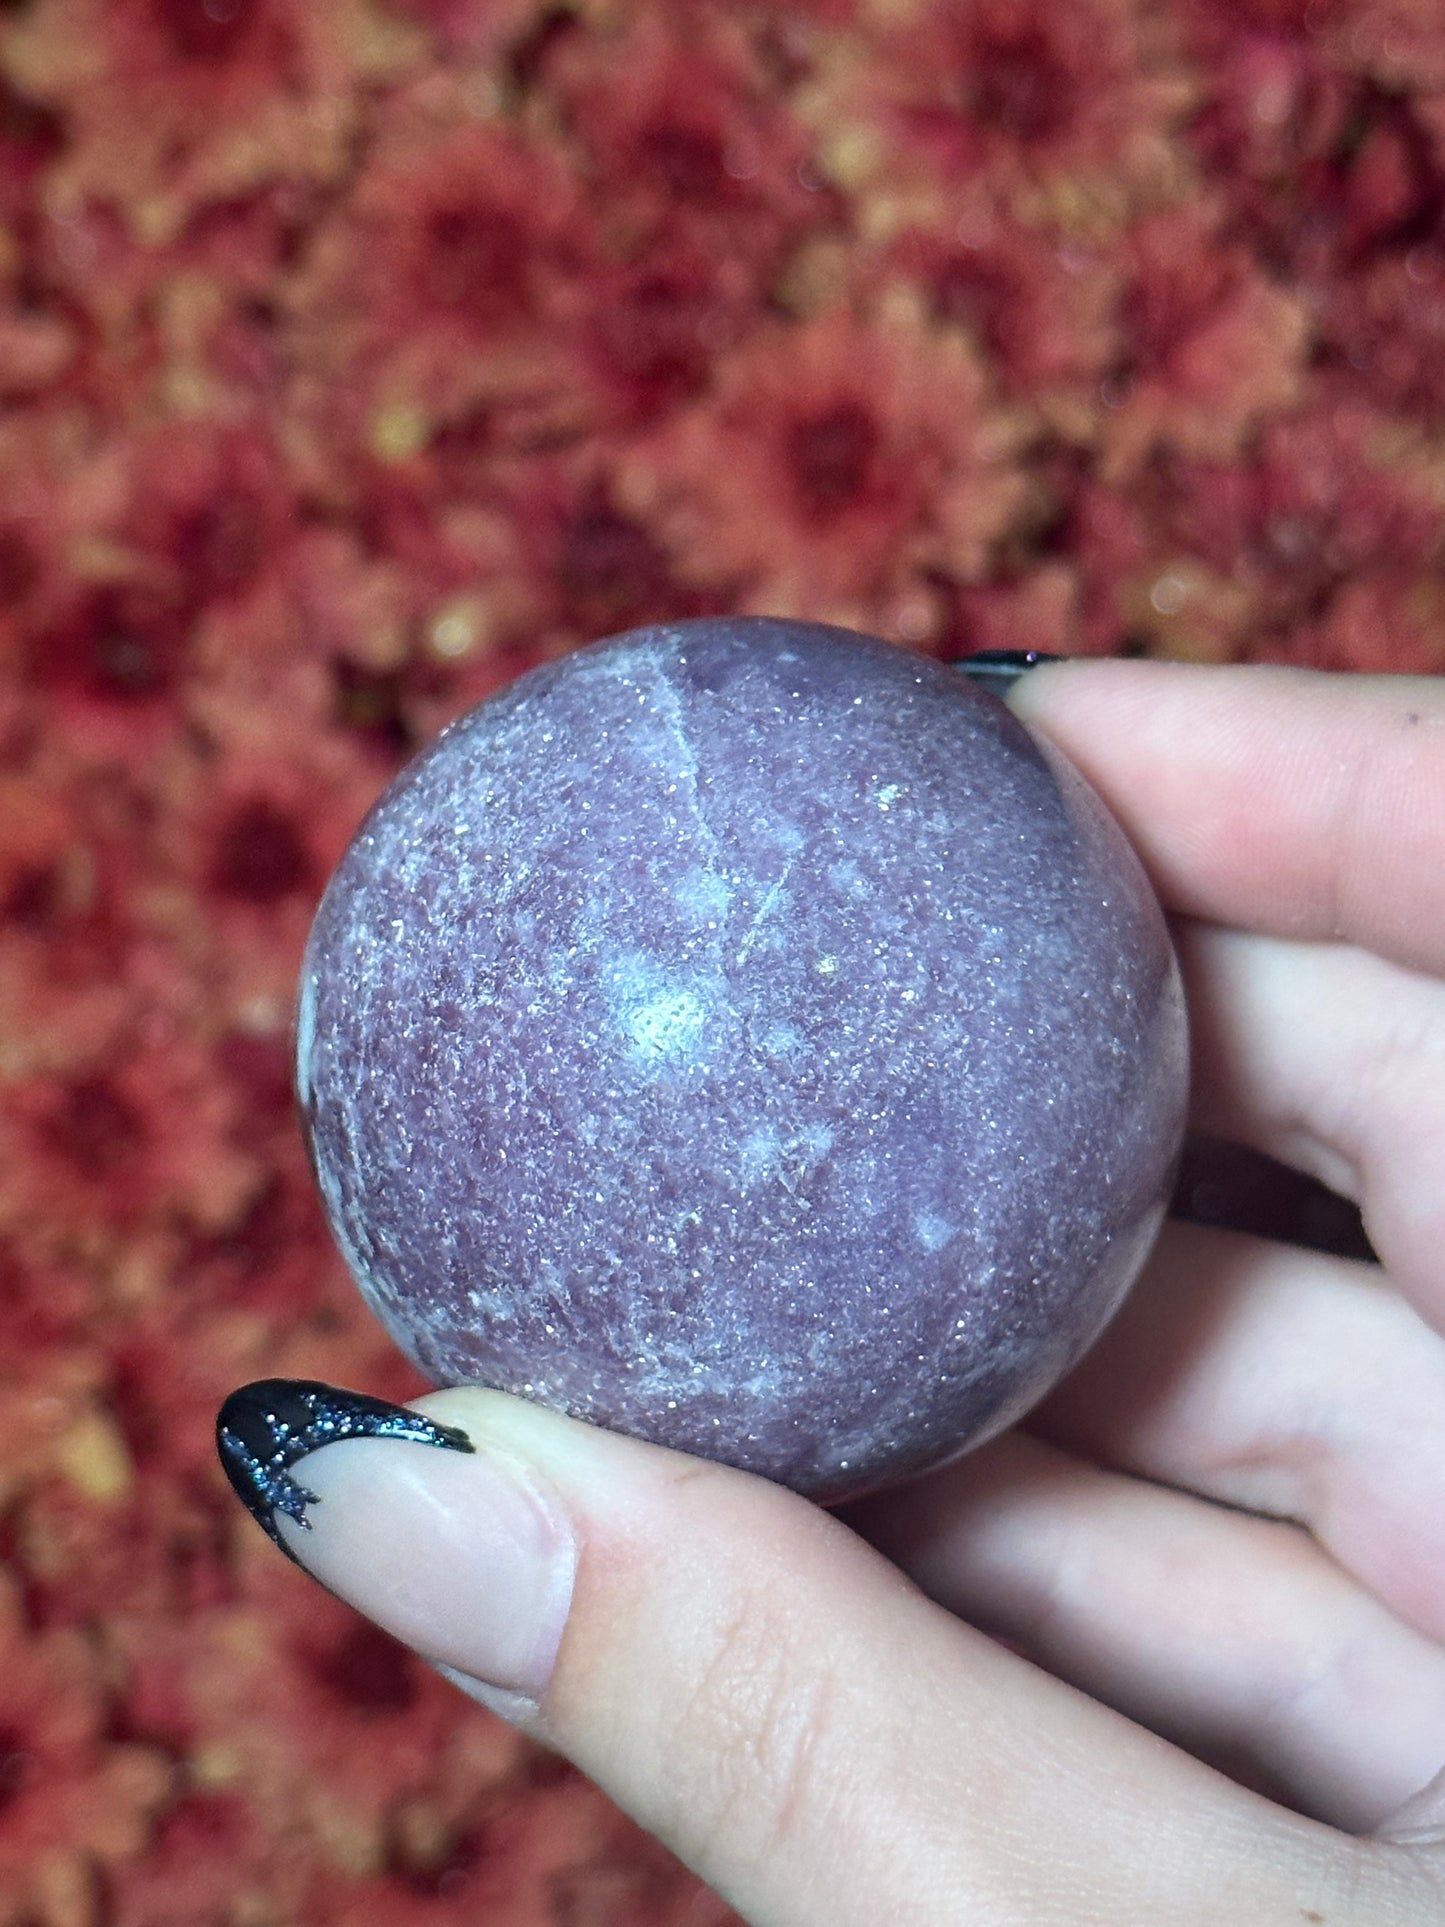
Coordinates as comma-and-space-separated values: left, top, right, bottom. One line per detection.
275, 661, 1445, 1925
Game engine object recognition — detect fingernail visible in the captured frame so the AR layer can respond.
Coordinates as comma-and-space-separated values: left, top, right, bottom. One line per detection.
954, 649, 1064, 700
217, 1379, 576, 1702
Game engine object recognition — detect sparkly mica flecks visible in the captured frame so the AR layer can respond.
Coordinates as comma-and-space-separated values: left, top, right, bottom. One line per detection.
298, 618, 1188, 1500
216, 1378, 474, 1559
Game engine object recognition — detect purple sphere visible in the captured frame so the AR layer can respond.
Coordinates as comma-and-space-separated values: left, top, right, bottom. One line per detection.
299, 619, 1187, 1499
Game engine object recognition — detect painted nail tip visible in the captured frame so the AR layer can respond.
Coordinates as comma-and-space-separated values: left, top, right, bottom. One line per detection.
953, 648, 1065, 699
215, 1377, 475, 1554
957, 648, 1065, 670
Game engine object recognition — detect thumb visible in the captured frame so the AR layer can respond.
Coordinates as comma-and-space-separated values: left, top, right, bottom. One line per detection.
217, 1378, 1387, 1927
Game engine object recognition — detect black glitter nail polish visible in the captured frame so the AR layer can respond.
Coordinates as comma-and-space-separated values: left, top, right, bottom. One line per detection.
216, 1379, 474, 1563
954, 649, 1063, 700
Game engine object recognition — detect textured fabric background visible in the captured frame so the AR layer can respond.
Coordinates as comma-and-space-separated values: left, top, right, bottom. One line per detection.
0, 0, 1437, 1920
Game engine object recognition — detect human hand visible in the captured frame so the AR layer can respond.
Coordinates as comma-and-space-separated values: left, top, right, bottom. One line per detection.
219, 660, 1445, 1925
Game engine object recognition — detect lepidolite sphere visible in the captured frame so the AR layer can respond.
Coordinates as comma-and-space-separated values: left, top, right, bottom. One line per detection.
299, 619, 1187, 1499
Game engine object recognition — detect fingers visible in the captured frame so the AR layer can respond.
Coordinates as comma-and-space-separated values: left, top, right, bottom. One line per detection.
243, 1381, 1375, 1927
1176, 923, 1445, 1316
845, 1429, 1445, 1834
1379, 1762, 1445, 1846
1034, 1223, 1445, 1647
1008, 660, 1445, 978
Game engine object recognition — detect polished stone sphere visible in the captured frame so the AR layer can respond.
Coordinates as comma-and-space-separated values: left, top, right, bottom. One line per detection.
298, 619, 1187, 1499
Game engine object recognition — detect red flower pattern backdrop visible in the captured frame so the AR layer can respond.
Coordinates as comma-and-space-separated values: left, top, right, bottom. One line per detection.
0, 0, 1439, 1919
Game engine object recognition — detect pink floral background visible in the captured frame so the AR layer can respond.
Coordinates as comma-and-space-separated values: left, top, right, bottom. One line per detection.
0, 0, 1439, 1920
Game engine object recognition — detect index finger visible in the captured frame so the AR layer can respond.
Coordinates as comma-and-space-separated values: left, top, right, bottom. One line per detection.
1006, 660, 1445, 979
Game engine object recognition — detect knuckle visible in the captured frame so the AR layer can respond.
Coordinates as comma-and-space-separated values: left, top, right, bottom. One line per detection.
653, 1576, 844, 1878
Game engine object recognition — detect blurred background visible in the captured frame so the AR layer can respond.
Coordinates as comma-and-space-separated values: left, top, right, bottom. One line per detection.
0, 0, 1431, 1919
